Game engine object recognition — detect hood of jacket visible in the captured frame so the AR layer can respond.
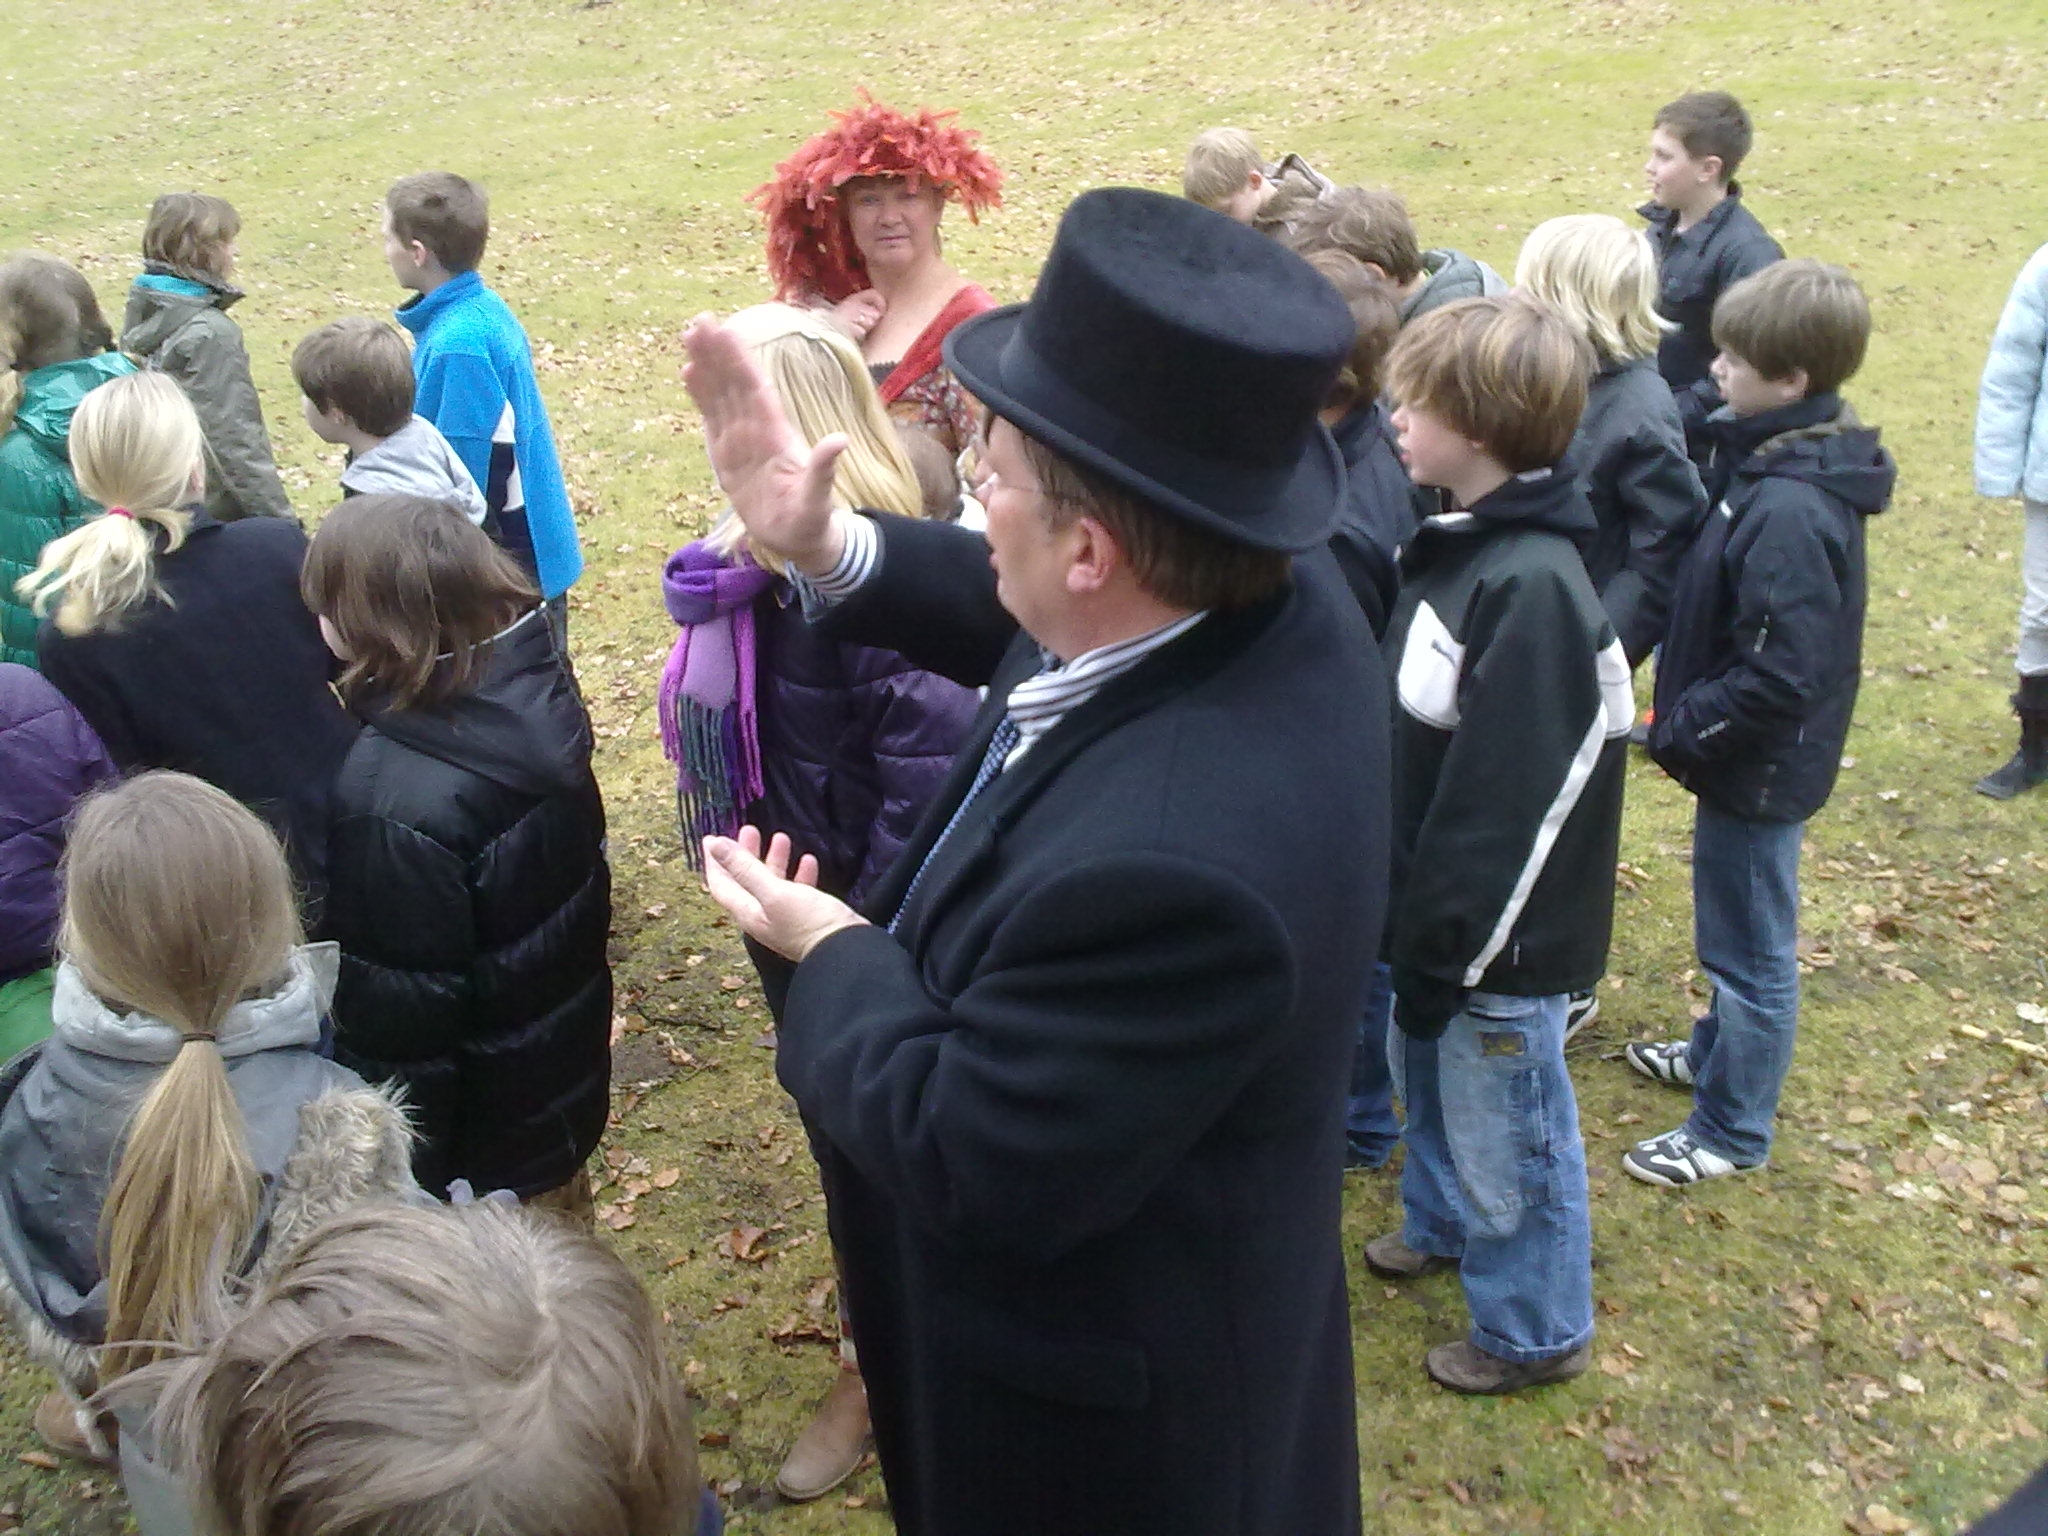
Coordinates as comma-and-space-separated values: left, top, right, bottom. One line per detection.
50, 941, 339, 1064
1402, 249, 1503, 322
361, 607, 590, 796
121, 266, 239, 355
1443, 463, 1598, 543
9, 353, 138, 457
1713, 396, 1896, 518
339, 417, 489, 524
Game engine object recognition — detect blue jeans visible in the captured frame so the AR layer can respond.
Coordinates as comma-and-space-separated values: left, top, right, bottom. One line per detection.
1346, 962, 1399, 1166
1685, 803, 1804, 1166
1394, 992, 1593, 1363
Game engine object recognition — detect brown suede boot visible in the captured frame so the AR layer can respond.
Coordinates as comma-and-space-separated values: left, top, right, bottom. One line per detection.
774, 1369, 870, 1502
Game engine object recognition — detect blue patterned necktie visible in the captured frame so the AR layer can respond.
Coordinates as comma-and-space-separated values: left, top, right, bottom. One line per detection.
887, 715, 1021, 934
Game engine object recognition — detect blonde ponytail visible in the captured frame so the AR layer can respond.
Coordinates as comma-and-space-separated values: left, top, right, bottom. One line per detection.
14, 371, 199, 636
59, 771, 301, 1377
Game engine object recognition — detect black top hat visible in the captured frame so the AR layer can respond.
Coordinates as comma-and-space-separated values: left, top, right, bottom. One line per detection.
944, 187, 1352, 553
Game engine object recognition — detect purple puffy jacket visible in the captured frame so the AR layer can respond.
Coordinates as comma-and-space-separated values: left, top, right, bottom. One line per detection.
0, 664, 115, 982
746, 584, 979, 907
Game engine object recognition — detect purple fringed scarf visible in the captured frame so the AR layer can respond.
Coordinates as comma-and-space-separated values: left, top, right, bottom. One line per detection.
658, 540, 778, 865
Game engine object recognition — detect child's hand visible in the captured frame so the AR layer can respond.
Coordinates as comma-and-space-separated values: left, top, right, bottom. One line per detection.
828, 289, 887, 341
702, 826, 867, 964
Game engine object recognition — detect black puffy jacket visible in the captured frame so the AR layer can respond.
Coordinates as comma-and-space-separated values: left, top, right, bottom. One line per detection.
325, 609, 611, 1198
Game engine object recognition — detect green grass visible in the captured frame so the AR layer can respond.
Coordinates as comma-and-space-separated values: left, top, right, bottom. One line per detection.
3, 0, 2046, 1530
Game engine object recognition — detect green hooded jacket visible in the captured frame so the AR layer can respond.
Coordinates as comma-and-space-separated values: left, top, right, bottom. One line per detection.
0, 351, 137, 668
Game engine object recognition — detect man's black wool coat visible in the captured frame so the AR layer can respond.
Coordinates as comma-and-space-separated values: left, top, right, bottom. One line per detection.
778, 514, 1389, 1536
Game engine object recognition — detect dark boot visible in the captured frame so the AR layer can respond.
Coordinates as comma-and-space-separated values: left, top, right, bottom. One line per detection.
1976, 674, 2048, 800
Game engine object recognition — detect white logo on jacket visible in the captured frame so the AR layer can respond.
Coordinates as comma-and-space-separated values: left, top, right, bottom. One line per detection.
1398, 599, 1636, 739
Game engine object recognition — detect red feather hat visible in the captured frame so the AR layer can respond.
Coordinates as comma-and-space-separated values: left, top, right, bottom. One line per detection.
752, 92, 1004, 303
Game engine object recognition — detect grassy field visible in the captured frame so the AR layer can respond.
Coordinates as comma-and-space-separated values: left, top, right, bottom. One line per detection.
3, 0, 2046, 1530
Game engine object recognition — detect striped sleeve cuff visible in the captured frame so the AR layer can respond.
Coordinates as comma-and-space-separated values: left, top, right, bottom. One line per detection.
792, 511, 879, 617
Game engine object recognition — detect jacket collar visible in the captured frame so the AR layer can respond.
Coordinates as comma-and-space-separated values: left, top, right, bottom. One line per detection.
1638, 181, 1747, 243
50, 942, 340, 1065
1708, 392, 1845, 466
395, 270, 484, 336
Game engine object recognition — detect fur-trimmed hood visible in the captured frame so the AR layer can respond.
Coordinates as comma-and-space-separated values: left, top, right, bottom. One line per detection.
0, 946, 418, 1401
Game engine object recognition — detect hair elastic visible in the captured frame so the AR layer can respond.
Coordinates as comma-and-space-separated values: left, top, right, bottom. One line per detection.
106, 506, 134, 520
179, 1030, 218, 1045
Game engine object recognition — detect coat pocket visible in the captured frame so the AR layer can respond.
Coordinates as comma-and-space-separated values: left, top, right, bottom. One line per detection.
935, 1290, 1151, 1411
1396, 600, 1465, 730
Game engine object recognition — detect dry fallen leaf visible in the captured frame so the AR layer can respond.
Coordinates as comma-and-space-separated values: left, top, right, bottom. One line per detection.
653, 1166, 681, 1189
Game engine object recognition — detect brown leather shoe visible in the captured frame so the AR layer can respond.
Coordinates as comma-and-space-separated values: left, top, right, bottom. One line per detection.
34, 1390, 115, 1465
1425, 1339, 1591, 1395
1363, 1233, 1457, 1280
775, 1369, 870, 1502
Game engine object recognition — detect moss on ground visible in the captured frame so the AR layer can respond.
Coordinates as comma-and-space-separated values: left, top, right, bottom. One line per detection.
1, 0, 2043, 1529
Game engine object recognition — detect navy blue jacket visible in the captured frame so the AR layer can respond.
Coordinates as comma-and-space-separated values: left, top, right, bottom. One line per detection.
1649, 395, 1895, 823
1640, 188, 1783, 445
780, 514, 1384, 1536
1326, 402, 1412, 639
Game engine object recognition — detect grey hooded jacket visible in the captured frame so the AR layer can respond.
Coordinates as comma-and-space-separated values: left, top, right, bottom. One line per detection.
0, 943, 416, 1403
339, 415, 489, 524
121, 268, 293, 523
1399, 248, 1509, 324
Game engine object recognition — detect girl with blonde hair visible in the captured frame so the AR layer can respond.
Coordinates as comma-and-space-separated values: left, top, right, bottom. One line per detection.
23, 371, 356, 920
1516, 214, 1707, 669
0, 771, 415, 1504
119, 192, 290, 521
658, 302, 977, 1502
0, 254, 137, 668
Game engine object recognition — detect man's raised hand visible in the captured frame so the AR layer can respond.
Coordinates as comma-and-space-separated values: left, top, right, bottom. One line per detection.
701, 826, 869, 963
681, 314, 850, 576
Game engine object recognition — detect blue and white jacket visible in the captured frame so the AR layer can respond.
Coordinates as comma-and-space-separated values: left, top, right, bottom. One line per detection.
396, 272, 583, 599
1976, 242, 2048, 506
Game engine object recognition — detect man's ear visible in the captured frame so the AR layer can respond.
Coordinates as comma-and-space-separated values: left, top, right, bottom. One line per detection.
1064, 515, 1121, 595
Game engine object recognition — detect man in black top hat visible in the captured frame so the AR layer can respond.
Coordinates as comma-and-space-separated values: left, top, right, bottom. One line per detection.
686, 187, 1388, 1536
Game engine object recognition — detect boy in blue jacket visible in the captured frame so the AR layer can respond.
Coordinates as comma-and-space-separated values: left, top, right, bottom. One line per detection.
1629, 260, 1895, 1185
383, 173, 582, 631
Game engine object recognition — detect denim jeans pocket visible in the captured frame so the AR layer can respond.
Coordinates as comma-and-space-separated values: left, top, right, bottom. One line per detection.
1442, 996, 1557, 1238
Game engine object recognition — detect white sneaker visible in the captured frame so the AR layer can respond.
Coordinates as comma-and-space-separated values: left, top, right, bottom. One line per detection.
1622, 1128, 1760, 1186
1623, 1039, 1695, 1087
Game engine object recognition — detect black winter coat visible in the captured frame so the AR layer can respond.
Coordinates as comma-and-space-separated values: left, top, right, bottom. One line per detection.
1650, 396, 1895, 823
1382, 469, 1633, 1031
1640, 188, 1782, 444
1573, 357, 1708, 664
779, 514, 1386, 1536
748, 585, 979, 907
36, 513, 357, 920
324, 609, 612, 1198
1326, 401, 1413, 639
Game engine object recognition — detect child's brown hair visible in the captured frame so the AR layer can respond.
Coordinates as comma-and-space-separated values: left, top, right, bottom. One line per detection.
0, 253, 115, 432
1654, 91, 1755, 183
62, 771, 302, 1376
1385, 294, 1592, 473
141, 1200, 705, 1536
292, 317, 416, 438
300, 493, 537, 711
1302, 249, 1403, 415
385, 171, 490, 273
1182, 128, 1267, 207
1287, 188, 1424, 288
142, 193, 240, 283
895, 423, 962, 519
1711, 258, 1870, 397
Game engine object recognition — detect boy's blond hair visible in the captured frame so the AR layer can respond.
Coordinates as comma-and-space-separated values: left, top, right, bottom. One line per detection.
1711, 258, 1870, 397
1287, 188, 1424, 288
292, 316, 416, 438
1182, 128, 1267, 206
143, 1201, 704, 1536
1514, 214, 1668, 366
142, 193, 239, 283
1385, 294, 1592, 473
385, 171, 489, 273
1654, 91, 1754, 183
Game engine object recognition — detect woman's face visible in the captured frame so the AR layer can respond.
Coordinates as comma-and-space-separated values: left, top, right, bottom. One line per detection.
843, 178, 946, 272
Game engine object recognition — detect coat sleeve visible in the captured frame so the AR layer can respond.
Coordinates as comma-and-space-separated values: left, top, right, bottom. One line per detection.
1600, 418, 1708, 664
777, 853, 1296, 1263
1975, 246, 2048, 499
161, 318, 292, 521
847, 665, 982, 905
1390, 569, 1616, 990
813, 514, 1015, 688
1650, 486, 1845, 768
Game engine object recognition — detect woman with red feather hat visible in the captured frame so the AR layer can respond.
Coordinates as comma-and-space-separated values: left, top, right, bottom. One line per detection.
753, 93, 1004, 462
